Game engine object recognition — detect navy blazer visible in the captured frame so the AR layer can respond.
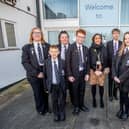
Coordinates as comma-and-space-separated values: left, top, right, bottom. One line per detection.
22, 42, 50, 78
112, 52, 129, 92
107, 40, 122, 67
66, 42, 90, 78
44, 57, 65, 93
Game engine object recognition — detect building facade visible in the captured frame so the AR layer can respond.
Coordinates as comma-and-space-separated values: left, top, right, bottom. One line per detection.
0, 0, 37, 89
40, 0, 129, 46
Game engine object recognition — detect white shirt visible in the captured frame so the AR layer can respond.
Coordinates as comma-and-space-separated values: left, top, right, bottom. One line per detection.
61, 44, 68, 60
33, 42, 44, 66
76, 43, 84, 71
51, 58, 59, 84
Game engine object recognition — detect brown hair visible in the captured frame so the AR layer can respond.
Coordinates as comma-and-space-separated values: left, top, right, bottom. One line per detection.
92, 33, 102, 43
118, 31, 129, 56
112, 28, 120, 34
76, 28, 86, 36
49, 44, 59, 50
29, 27, 45, 43
58, 30, 69, 43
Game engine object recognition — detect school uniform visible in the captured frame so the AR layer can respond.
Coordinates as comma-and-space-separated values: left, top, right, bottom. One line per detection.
44, 57, 66, 121
112, 47, 129, 120
107, 40, 122, 100
89, 43, 108, 108
58, 43, 73, 104
22, 42, 50, 115
66, 42, 90, 114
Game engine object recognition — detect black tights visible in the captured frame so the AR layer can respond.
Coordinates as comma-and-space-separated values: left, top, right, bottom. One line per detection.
91, 85, 104, 100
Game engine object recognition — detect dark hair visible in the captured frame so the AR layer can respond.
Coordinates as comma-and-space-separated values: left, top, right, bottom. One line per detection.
76, 28, 86, 36
112, 28, 120, 34
92, 33, 102, 43
58, 30, 69, 43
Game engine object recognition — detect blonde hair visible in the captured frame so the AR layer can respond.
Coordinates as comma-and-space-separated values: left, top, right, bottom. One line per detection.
118, 32, 129, 56
29, 27, 45, 43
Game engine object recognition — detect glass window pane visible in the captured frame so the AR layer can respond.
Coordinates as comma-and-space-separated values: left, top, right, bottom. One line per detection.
5, 22, 16, 47
48, 30, 75, 44
0, 22, 4, 48
43, 0, 77, 19
82, 27, 115, 47
120, 0, 129, 25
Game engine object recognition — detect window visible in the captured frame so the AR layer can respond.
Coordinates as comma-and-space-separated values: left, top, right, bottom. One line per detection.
43, 0, 77, 19
5, 22, 16, 47
120, 0, 129, 25
0, 21, 4, 48
48, 30, 75, 44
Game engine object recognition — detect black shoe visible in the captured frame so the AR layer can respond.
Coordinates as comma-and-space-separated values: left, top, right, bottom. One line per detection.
121, 113, 128, 121
38, 111, 46, 116
116, 110, 123, 119
72, 107, 80, 115
114, 96, 118, 100
93, 99, 97, 108
100, 100, 104, 108
60, 114, 65, 121
54, 115, 60, 122
80, 106, 90, 112
109, 97, 113, 101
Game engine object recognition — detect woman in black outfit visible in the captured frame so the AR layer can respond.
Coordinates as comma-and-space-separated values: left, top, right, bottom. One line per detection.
89, 33, 109, 108
112, 32, 129, 121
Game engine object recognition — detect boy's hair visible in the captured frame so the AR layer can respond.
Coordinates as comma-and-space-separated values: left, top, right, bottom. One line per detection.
112, 28, 120, 34
76, 28, 86, 36
49, 45, 59, 50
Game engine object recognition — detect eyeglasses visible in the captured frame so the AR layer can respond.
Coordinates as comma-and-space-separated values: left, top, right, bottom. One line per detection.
32, 32, 41, 35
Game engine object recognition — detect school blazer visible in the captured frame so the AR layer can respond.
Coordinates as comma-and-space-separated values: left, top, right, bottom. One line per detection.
107, 40, 122, 67
21, 43, 50, 78
112, 52, 129, 92
44, 57, 65, 93
66, 42, 90, 78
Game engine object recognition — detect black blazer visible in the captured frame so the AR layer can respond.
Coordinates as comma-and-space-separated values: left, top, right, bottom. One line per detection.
44, 57, 65, 93
66, 42, 90, 78
22, 43, 50, 78
107, 40, 122, 67
89, 43, 107, 71
112, 52, 129, 92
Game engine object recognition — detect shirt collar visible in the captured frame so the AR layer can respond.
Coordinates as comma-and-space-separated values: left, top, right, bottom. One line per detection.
113, 40, 118, 44
51, 58, 58, 63
76, 43, 83, 48
61, 44, 68, 48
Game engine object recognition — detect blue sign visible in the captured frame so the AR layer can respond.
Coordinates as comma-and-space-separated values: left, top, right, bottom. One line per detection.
80, 0, 119, 26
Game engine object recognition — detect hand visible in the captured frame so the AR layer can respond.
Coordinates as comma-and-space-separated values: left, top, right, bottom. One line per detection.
114, 76, 120, 83
95, 71, 102, 76
68, 76, 75, 82
104, 68, 110, 74
37, 72, 44, 78
84, 74, 89, 81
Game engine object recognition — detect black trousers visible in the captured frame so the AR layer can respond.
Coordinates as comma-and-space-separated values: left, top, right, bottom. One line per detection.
120, 90, 129, 114
72, 71, 86, 108
108, 72, 119, 98
65, 79, 73, 104
51, 84, 65, 117
28, 77, 48, 113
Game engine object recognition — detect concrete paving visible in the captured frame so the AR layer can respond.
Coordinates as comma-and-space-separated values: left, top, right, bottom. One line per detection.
0, 80, 129, 129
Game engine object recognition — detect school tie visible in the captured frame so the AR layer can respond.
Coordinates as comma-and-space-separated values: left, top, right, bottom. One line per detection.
114, 43, 118, 56
64, 45, 67, 60
37, 43, 44, 65
125, 48, 129, 54
54, 61, 60, 84
78, 46, 83, 69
